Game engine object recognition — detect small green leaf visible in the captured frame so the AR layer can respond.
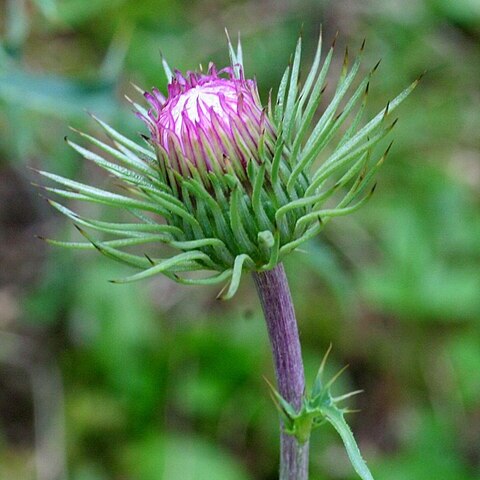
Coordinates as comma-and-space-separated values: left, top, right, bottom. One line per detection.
220, 254, 253, 299
111, 251, 214, 283
322, 406, 375, 480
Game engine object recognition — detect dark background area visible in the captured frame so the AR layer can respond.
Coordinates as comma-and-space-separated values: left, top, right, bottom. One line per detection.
0, 0, 479, 479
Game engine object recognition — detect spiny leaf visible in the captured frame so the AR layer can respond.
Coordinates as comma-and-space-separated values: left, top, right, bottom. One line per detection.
309, 78, 417, 187
283, 36, 302, 138
110, 251, 214, 283
172, 269, 233, 286
295, 185, 375, 234
229, 188, 257, 252
279, 221, 323, 257
73, 226, 155, 269
274, 64, 291, 125
89, 113, 155, 160
290, 42, 334, 156
43, 235, 166, 250
70, 129, 159, 178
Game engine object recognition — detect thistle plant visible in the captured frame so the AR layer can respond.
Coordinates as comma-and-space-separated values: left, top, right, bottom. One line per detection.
38, 30, 417, 480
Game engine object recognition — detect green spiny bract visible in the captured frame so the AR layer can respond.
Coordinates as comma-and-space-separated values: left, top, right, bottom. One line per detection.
39, 32, 418, 298
267, 345, 374, 480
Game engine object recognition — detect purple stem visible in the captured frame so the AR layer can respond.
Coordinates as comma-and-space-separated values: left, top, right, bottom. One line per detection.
253, 263, 309, 480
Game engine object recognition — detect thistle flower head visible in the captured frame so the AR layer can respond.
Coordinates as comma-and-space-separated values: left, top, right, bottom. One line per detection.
38, 32, 418, 298
140, 65, 270, 179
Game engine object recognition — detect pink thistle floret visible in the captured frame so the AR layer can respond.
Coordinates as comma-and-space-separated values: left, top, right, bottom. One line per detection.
140, 64, 275, 178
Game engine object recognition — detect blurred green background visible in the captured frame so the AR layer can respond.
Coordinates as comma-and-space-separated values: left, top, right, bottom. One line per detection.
1, 0, 479, 479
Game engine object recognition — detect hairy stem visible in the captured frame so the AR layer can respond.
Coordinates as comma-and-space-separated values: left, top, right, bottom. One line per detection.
253, 263, 309, 480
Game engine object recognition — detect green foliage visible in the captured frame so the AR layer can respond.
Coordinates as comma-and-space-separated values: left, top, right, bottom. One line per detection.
268, 346, 373, 480
122, 434, 251, 480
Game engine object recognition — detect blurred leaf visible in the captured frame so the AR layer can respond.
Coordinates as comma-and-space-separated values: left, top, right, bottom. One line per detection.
31, 0, 60, 22
0, 68, 117, 117
4, 0, 29, 56
296, 240, 355, 316
446, 333, 480, 408
72, 464, 109, 480
123, 434, 252, 480
373, 411, 475, 480
99, 24, 133, 83
69, 260, 162, 425
360, 166, 480, 322
430, 0, 480, 25
55, 0, 128, 25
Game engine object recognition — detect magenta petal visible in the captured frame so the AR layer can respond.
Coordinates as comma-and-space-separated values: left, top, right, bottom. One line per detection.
138, 62, 274, 178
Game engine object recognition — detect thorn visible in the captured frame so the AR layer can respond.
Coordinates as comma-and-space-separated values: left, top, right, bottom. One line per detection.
384, 140, 394, 157
333, 389, 364, 403
372, 59, 382, 72
216, 282, 229, 300
343, 408, 361, 415
383, 101, 390, 118
390, 118, 399, 129
68, 126, 82, 135
144, 253, 155, 266
263, 375, 276, 392
318, 343, 333, 380
331, 31, 339, 49
224, 27, 231, 44
129, 81, 145, 94
34, 235, 46, 241
325, 364, 349, 390
416, 70, 427, 83
263, 376, 283, 410
124, 94, 134, 105
73, 224, 88, 237
360, 38, 366, 52
343, 45, 349, 68
370, 183, 377, 195
263, 377, 296, 421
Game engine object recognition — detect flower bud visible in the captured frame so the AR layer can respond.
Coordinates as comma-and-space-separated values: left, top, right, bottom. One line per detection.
139, 65, 274, 183
39, 34, 417, 297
